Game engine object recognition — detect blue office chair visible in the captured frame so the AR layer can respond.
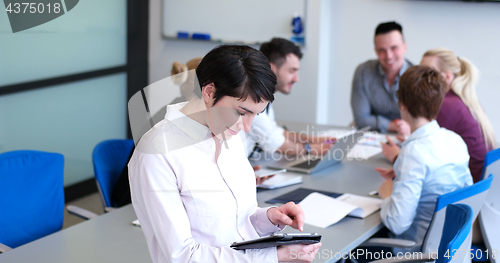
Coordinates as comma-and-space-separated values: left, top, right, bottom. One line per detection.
370, 204, 474, 263
478, 148, 500, 263
422, 176, 492, 255
92, 139, 134, 212
437, 204, 474, 263
362, 176, 493, 261
0, 150, 64, 251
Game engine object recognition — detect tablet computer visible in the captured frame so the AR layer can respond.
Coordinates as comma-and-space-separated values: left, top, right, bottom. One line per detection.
230, 233, 321, 250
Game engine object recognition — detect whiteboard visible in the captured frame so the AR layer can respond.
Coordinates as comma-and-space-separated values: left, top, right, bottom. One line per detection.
162, 0, 306, 44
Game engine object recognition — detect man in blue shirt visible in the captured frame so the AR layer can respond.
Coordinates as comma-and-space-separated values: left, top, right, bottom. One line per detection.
351, 21, 412, 135
376, 65, 473, 253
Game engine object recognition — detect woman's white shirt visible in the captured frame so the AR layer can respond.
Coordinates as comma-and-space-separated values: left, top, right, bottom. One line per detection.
129, 102, 282, 263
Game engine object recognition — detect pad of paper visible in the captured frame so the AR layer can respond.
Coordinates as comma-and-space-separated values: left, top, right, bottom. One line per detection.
319, 129, 357, 139
299, 192, 359, 228
347, 144, 382, 160
337, 194, 383, 218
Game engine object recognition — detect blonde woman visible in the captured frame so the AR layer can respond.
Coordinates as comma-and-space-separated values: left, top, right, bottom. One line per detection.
422, 48, 496, 182
382, 48, 495, 183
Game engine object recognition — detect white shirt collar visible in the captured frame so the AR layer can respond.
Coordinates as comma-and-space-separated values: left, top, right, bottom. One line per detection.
402, 120, 440, 147
165, 102, 211, 143
377, 59, 411, 78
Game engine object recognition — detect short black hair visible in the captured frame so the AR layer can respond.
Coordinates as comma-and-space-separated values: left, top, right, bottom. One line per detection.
259, 38, 303, 68
375, 21, 403, 36
196, 45, 276, 106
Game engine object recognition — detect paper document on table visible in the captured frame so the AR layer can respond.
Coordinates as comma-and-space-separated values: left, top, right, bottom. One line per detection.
347, 144, 382, 160
319, 129, 357, 139
299, 192, 359, 228
358, 132, 401, 147
299, 192, 383, 228
337, 193, 383, 218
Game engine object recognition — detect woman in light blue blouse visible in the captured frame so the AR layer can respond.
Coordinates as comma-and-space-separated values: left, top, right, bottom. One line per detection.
375, 65, 473, 253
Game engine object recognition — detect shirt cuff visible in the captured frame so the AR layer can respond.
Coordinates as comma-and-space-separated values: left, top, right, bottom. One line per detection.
250, 207, 285, 236
247, 247, 278, 263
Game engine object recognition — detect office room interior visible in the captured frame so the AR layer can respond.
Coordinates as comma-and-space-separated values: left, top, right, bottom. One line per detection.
1, 0, 500, 262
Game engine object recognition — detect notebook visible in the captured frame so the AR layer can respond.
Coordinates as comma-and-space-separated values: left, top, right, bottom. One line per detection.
346, 144, 382, 160
266, 188, 342, 204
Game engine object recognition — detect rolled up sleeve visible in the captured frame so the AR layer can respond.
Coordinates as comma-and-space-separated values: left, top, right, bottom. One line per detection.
250, 207, 285, 236
380, 150, 424, 235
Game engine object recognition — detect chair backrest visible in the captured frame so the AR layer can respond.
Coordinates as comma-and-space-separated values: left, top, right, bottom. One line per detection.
478, 148, 500, 263
0, 150, 64, 248
436, 204, 474, 263
92, 139, 134, 209
128, 76, 186, 144
481, 148, 500, 211
422, 176, 493, 254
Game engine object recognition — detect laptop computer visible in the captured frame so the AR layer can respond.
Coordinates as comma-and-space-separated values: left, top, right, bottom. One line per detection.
267, 127, 369, 174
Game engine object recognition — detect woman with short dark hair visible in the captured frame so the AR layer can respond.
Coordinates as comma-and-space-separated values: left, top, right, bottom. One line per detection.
129, 45, 321, 263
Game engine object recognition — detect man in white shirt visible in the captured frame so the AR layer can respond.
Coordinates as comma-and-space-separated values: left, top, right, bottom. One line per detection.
375, 65, 473, 253
246, 38, 334, 159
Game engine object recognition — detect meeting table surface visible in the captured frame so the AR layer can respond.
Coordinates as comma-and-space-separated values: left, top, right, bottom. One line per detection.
0, 122, 391, 263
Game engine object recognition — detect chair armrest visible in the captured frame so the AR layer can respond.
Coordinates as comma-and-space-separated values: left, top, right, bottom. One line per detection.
104, 207, 117, 213
369, 253, 434, 263
0, 243, 12, 253
67, 205, 98, 220
361, 238, 416, 249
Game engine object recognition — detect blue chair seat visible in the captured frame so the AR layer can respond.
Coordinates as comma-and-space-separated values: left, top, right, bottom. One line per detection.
92, 139, 134, 211
0, 150, 64, 249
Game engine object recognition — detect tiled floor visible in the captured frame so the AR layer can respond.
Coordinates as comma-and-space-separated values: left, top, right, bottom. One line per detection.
62, 192, 105, 229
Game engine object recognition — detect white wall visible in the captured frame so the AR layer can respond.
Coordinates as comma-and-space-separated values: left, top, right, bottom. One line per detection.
149, 0, 326, 124
149, 0, 220, 84
150, 0, 500, 138
327, 0, 500, 138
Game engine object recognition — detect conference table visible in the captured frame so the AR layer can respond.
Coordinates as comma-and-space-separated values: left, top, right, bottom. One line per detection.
0, 122, 391, 263
255, 121, 391, 262
0, 204, 149, 263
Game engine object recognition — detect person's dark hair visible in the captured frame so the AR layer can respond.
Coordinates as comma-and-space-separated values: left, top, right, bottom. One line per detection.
375, 21, 403, 37
259, 38, 303, 68
195, 45, 277, 106
397, 65, 447, 121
